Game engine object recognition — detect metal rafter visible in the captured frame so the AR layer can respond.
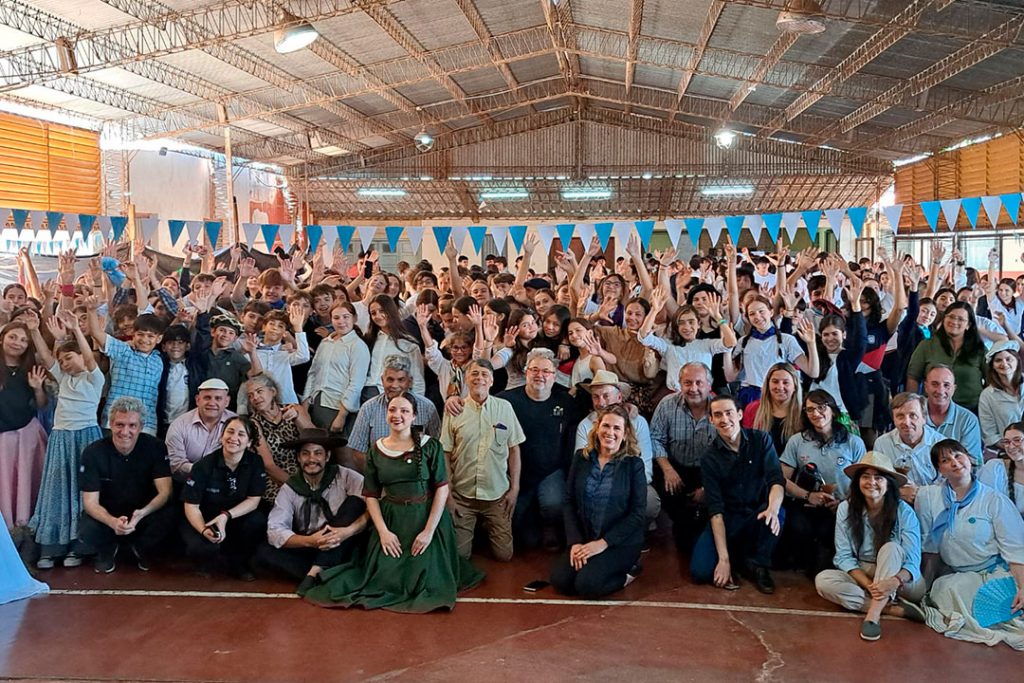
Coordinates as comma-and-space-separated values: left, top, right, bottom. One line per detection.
623, 0, 644, 115
540, 0, 583, 107
806, 12, 1024, 145
667, 0, 725, 120
454, 0, 532, 114
759, 0, 941, 137
727, 31, 798, 113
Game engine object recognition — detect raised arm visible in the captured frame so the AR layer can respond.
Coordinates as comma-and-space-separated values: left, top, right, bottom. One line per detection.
724, 241, 740, 323
445, 243, 465, 299
637, 285, 669, 341
570, 235, 601, 297
625, 233, 654, 300
82, 295, 107, 348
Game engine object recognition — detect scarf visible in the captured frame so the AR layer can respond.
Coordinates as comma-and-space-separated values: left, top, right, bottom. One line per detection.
286, 463, 339, 533
919, 324, 931, 340
929, 479, 981, 546
750, 326, 777, 341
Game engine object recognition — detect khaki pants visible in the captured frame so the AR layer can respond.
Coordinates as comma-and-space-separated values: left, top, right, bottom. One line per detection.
451, 491, 514, 562
814, 541, 926, 612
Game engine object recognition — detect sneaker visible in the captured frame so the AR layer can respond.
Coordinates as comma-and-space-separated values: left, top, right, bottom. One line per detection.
94, 546, 118, 574
62, 553, 83, 568
898, 598, 927, 624
624, 563, 644, 588
131, 545, 150, 572
36, 557, 55, 570
751, 566, 775, 595
860, 620, 881, 641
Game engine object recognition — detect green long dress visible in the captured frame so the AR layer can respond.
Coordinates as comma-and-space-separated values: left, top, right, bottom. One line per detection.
303, 435, 484, 613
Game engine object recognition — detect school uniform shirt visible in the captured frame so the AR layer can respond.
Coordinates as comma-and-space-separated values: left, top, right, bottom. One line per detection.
574, 411, 654, 483
79, 434, 171, 518
252, 334, 310, 405
872, 426, 945, 487
183, 448, 267, 520
927, 401, 983, 460
733, 331, 804, 389
102, 337, 165, 434
366, 334, 426, 396
979, 459, 1024, 516
978, 385, 1024, 448
302, 330, 370, 413
266, 467, 365, 547
48, 363, 104, 431
640, 333, 729, 392
164, 361, 190, 426
915, 481, 1024, 572
833, 499, 922, 581
440, 395, 526, 501
809, 353, 847, 414
987, 296, 1024, 336
780, 431, 866, 499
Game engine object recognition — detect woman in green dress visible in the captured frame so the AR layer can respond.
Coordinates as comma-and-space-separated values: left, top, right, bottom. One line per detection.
303, 392, 483, 612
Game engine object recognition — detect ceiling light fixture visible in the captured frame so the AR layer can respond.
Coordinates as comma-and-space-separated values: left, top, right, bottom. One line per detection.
641, 172, 653, 180
480, 190, 529, 200
414, 129, 434, 152
701, 185, 754, 197
562, 189, 612, 201
357, 188, 407, 197
714, 127, 737, 149
777, 0, 826, 34
273, 8, 319, 53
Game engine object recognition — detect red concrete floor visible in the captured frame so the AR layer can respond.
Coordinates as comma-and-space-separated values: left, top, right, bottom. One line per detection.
1, 538, 1020, 682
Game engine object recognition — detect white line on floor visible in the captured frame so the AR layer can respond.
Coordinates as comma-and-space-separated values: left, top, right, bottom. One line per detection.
45, 588, 859, 618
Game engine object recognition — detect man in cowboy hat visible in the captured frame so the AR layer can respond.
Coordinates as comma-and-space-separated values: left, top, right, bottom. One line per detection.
257, 428, 367, 594
573, 370, 660, 524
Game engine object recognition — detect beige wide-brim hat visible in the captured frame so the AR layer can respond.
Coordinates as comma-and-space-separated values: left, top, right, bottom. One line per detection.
843, 451, 909, 488
582, 369, 631, 397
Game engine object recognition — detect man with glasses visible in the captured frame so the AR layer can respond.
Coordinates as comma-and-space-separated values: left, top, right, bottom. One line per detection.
921, 365, 982, 464
499, 348, 581, 550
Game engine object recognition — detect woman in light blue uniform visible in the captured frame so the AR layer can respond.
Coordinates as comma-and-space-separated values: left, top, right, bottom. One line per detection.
779, 390, 866, 575
815, 451, 926, 641
979, 422, 1024, 518
916, 439, 1024, 649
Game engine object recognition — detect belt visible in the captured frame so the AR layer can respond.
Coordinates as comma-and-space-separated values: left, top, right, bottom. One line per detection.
382, 494, 429, 505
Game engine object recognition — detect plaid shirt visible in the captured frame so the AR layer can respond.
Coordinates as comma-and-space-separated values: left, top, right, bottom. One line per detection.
347, 391, 441, 453
103, 336, 165, 434
649, 394, 716, 469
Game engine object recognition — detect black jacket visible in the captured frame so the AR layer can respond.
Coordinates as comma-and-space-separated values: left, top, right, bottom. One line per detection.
563, 450, 646, 549
157, 311, 212, 434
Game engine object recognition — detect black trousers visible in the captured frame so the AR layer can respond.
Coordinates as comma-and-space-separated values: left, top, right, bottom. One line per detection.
78, 505, 176, 557
653, 463, 705, 550
254, 497, 367, 580
180, 510, 267, 572
550, 541, 643, 599
690, 509, 786, 583
777, 500, 836, 574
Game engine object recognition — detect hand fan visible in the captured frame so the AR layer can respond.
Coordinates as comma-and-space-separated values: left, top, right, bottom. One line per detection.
972, 576, 1023, 628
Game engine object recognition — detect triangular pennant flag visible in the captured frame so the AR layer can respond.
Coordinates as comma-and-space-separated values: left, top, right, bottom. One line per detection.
450, 225, 468, 252
278, 223, 295, 247
357, 225, 376, 252
139, 217, 160, 243
468, 226, 487, 254
185, 220, 203, 244
45, 211, 63, 238
981, 196, 1003, 228
29, 210, 45, 234
305, 224, 323, 254
684, 218, 704, 248
724, 215, 745, 244
961, 197, 982, 230
882, 204, 903, 235
490, 225, 507, 255
555, 223, 575, 250
168, 219, 186, 246
509, 225, 528, 253
242, 222, 260, 248
11, 209, 28, 232
0, 208, 10, 228
575, 223, 595, 249
404, 226, 424, 253
79, 214, 96, 241
320, 224, 337, 253
385, 225, 404, 252
762, 213, 782, 243
664, 219, 684, 250
824, 208, 846, 241
705, 217, 725, 245
1000, 192, 1021, 224
847, 206, 867, 237
536, 224, 557, 255
920, 201, 941, 232
432, 226, 452, 253
63, 213, 79, 236
612, 221, 633, 248
97, 215, 113, 239
745, 214, 764, 242
110, 216, 129, 241
782, 212, 802, 241
204, 220, 222, 246
261, 223, 279, 250
594, 222, 614, 251
337, 225, 355, 252
801, 210, 821, 241
634, 220, 655, 251
939, 198, 961, 230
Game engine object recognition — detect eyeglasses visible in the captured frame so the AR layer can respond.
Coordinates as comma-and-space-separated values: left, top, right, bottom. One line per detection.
804, 404, 830, 415
1000, 436, 1024, 446
944, 315, 969, 323
526, 367, 556, 376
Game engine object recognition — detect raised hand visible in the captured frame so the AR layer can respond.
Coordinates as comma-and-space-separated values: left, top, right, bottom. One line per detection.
467, 303, 483, 328
288, 301, 308, 331
522, 232, 540, 257
240, 332, 259, 355
723, 241, 736, 262
650, 284, 669, 312
27, 365, 47, 390
586, 235, 602, 257
481, 312, 499, 343
502, 325, 519, 348
415, 303, 432, 328
238, 258, 258, 279
44, 315, 67, 341
795, 317, 816, 344
706, 292, 724, 320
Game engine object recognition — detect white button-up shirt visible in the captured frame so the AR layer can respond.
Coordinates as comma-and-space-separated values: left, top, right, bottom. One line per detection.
303, 330, 370, 413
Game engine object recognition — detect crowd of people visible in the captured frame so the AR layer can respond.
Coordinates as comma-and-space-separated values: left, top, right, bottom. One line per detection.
1, 231, 1023, 647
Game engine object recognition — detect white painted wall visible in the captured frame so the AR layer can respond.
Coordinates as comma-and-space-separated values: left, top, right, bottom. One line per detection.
127, 151, 211, 254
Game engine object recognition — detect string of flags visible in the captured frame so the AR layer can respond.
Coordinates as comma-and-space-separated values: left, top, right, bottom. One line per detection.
2, 190, 1021, 255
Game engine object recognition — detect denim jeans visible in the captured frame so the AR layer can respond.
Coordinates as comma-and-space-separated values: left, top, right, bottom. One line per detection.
512, 469, 567, 549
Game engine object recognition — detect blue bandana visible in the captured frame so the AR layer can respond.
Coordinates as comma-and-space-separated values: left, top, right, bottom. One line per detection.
929, 479, 981, 546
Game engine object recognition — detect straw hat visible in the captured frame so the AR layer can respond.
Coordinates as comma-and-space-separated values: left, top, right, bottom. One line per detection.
582, 370, 631, 397
843, 451, 908, 487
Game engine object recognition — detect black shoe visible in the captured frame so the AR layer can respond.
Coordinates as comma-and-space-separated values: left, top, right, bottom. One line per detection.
751, 566, 775, 595
131, 545, 150, 572
296, 574, 321, 596
236, 570, 256, 582
94, 546, 118, 574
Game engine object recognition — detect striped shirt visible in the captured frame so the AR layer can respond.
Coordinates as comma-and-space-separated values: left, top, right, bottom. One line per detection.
649, 394, 716, 469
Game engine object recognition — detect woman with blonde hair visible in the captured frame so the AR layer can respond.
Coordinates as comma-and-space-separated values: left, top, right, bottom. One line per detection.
551, 404, 647, 598
742, 362, 803, 455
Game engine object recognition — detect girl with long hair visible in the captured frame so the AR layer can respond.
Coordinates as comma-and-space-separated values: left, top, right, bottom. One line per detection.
742, 362, 803, 455
978, 341, 1024, 447
979, 421, 1024, 516
364, 294, 426, 401
489, 307, 540, 390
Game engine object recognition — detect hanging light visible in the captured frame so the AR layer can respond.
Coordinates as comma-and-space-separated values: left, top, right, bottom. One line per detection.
274, 8, 319, 54
777, 0, 826, 34
714, 127, 737, 149
414, 129, 434, 152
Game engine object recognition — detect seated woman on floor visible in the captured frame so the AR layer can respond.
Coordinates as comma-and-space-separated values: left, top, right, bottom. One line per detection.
916, 439, 1024, 650
302, 392, 483, 612
814, 451, 926, 642
551, 404, 647, 599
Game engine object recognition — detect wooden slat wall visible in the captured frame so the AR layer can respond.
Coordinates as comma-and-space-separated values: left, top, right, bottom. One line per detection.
894, 134, 1023, 233
0, 112, 101, 216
